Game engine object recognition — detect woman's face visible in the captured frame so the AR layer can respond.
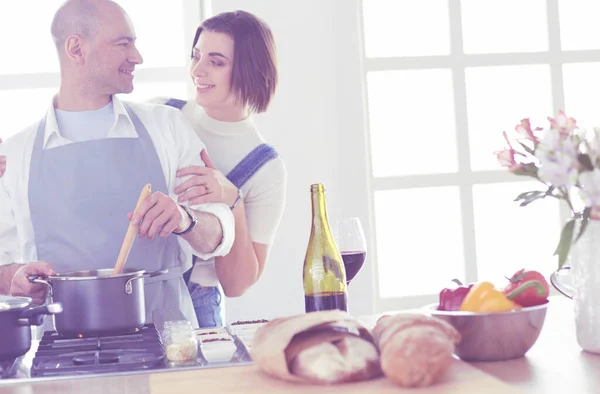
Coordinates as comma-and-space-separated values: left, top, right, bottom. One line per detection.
190, 30, 236, 113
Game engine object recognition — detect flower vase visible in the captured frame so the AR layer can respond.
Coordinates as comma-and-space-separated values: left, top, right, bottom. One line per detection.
569, 219, 600, 353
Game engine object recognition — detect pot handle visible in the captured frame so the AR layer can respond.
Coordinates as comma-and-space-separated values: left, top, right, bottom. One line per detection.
550, 266, 575, 299
18, 302, 63, 326
28, 275, 53, 297
143, 268, 169, 278
124, 269, 169, 295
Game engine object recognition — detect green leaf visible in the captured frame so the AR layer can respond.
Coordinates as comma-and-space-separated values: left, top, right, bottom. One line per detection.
510, 162, 539, 177
514, 190, 543, 201
575, 207, 592, 243
518, 141, 535, 155
514, 190, 547, 207
553, 219, 576, 269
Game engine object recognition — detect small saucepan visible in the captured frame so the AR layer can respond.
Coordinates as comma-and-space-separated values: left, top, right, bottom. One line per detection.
0, 295, 62, 360
29, 268, 166, 338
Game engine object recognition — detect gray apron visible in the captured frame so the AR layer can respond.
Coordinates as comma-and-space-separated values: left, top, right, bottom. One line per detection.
28, 102, 197, 332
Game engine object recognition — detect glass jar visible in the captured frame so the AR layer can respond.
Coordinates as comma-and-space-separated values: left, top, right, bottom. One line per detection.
162, 320, 198, 365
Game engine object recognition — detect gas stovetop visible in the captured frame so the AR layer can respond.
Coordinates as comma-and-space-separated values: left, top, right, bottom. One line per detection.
30, 324, 166, 377
0, 358, 20, 380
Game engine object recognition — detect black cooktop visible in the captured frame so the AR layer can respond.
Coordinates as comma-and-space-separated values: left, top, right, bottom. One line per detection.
0, 358, 19, 379
30, 324, 166, 377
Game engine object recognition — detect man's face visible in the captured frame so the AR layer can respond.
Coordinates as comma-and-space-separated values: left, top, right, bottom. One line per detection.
83, 6, 143, 95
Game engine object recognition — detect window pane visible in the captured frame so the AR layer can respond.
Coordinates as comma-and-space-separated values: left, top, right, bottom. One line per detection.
563, 63, 600, 129
362, 0, 450, 57
461, 0, 549, 54
0, 88, 56, 141
0, 1, 63, 74
374, 187, 465, 298
472, 182, 561, 285
115, 0, 187, 68
465, 65, 552, 171
118, 82, 188, 103
0, 1, 187, 75
558, 0, 600, 50
367, 70, 458, 177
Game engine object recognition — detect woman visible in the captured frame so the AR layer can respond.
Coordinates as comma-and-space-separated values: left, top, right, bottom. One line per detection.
0, 10, 287, 328
157, 10, 287, 327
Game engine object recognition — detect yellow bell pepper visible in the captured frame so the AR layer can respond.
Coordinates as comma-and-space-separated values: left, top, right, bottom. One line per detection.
459, 281, 521, 313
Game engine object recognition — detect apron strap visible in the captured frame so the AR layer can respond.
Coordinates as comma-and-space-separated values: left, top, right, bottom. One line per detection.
164, 98, 188, 110
226, 143, 279, 189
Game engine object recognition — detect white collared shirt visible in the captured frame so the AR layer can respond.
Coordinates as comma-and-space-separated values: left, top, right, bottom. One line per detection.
0, 95, 234, 269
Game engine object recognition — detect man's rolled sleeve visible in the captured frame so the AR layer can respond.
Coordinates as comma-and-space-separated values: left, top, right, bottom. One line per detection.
166, 109, 235, 260
188, 202, 234, 259
0, 146, 19, 266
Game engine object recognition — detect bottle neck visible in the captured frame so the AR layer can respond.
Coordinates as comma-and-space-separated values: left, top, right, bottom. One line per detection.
311, 191, 332, 232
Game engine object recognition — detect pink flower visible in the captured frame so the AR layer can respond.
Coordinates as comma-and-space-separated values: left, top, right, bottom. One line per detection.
515, 118, 539, 145
548, 110, 577, 138
495, 131, 524, 172
495, 148, 523, 173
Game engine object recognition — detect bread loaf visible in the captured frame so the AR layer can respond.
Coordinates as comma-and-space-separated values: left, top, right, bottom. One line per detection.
251, 311, 382, 384
372, 314, 461, 387
289, 332, 381, 384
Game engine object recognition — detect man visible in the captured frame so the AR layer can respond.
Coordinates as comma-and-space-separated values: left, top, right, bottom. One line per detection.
0, 0, 234, 327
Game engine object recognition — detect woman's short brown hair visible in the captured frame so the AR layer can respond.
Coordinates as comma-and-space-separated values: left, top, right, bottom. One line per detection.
192, 10, 278, 114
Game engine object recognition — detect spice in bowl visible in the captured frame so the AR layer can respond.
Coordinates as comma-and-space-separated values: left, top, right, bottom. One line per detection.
200, 336, 237, 363
163, 320, 199, 364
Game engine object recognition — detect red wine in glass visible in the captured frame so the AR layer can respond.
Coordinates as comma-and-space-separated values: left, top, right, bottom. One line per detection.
341, 251, 366, 285
336, 217, 367, 286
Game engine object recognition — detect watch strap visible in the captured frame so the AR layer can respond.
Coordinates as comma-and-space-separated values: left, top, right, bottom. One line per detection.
174, 205, 197, 235
230, 188, 243, 210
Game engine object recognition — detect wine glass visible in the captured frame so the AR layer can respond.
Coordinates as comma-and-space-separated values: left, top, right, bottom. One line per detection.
336, 217, 367, 286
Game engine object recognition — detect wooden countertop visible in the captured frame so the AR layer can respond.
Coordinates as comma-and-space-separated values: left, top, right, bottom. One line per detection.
2, 296, 597, 394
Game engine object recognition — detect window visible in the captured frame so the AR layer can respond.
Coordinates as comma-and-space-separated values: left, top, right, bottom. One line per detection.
0, 0, 201, 141
360, 0, 596, 311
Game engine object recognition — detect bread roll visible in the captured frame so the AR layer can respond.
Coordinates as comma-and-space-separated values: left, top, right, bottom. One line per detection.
289, 335, 381, 384
373, 314, 460, 387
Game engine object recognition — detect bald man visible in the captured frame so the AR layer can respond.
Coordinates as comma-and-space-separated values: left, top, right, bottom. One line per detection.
0, 0, 235, 329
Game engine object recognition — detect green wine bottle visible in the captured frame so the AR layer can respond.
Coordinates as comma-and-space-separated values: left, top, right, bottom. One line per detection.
303, 184, 348, 313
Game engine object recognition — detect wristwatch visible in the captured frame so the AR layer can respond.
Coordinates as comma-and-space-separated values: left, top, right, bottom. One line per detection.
173, 205, 198, 235
230, 188, 244, 210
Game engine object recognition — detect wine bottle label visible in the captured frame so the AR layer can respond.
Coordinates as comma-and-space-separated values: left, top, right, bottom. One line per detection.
310, 262, 325, 280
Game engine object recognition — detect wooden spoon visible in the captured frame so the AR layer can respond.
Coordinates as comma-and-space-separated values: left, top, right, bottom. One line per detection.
113, 183, 152, 275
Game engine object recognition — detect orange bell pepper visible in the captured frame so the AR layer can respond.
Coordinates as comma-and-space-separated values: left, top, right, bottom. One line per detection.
459, 281, 521, 313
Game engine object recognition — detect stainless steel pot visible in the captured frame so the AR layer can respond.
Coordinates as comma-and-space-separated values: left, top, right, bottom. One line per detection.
0, 295, 62, 360
29, 268, 165, 338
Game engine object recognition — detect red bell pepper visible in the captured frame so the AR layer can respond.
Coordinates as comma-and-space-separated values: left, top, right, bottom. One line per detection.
438, 279, 473, 311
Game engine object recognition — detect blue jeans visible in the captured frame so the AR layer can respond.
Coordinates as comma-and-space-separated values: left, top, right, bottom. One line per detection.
188, 282, 223, 328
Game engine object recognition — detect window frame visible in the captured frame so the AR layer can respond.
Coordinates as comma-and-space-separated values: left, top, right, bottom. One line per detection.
358, 0, 590, 312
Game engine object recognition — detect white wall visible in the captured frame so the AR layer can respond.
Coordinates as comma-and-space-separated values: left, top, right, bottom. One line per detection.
206, 0, 377, 322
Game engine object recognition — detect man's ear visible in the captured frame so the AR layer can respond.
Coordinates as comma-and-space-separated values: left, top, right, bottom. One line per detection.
64, 35, 85, 65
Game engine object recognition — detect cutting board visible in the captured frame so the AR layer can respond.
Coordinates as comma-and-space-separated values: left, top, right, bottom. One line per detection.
149, 359, 524, 393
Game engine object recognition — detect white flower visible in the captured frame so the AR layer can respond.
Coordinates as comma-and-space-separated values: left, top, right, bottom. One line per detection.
578, 169, 600, 207
535, 130, 580, 187
587, 126, 600, 165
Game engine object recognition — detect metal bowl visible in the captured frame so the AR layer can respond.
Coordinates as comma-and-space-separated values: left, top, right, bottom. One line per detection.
425, 300, 549, 362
